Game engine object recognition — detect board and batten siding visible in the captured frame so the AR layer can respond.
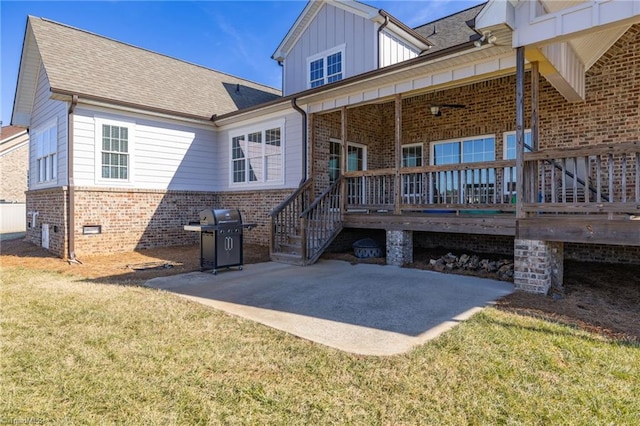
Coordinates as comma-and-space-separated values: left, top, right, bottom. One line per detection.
215, 110, 303, 191
283, 3, 377, 96
72, 107, 217, 192
379, 29, 420, 68
29, 62, 68, 190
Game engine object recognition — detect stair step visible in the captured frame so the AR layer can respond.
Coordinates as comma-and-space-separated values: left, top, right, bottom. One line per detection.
271, 252, 305, 266
278, 242, 302, 255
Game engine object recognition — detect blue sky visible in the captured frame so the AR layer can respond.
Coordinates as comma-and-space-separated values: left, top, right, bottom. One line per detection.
1, 0, 483, 127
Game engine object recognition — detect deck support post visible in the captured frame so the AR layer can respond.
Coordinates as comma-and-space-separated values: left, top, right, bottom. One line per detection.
309, 112, 316, 196
340, 106, 347, 213
514, 239, 564, 294
516, 46, 526, 219
386, 229, 413, 266
394, 94, 402, 214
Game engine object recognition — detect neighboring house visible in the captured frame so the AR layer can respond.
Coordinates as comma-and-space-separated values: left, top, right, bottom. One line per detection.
11, 0, 640, 294
0, 126, 28, 202
0, 126, 29, 233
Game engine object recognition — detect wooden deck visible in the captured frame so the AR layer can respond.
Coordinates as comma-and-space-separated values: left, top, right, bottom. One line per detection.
344, 210, 640, 246
343, 210, 517, 236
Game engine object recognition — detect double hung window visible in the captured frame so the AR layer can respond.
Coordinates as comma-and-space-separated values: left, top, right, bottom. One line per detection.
308, 45, 344, 89
101, 124, 129, 180
34, 121, 58, 183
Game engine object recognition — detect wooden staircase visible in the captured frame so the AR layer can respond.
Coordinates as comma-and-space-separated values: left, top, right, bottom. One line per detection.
269, 178, 343, 266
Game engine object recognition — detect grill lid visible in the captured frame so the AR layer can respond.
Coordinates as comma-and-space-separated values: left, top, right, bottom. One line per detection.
200, 209, 242, 226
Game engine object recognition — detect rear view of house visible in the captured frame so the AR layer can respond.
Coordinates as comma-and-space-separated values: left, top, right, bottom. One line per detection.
12, 0, 640, 294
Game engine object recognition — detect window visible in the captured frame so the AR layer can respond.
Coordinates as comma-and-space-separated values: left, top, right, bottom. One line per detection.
402, 144, 423, 203
402, 144, 423, 167
328, 139, 367, 183
101, 124, 129, 180
431, 135, 496, 204
34, 121, 57, 183
307, 45, 344, 89
503, 130, 532, 194
431, 136, 495, 165
231, 124, 283, 184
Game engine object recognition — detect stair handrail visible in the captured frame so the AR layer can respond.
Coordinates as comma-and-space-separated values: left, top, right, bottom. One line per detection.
269, 178, 314, 218
299, 177, 343, 264
300, 176, 343, 218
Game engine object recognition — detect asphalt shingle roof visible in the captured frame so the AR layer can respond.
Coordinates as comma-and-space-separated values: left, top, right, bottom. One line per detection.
29, 17, 281, 119
414, 3, 486, 54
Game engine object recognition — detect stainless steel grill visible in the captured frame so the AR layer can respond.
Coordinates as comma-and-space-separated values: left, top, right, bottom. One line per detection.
184, 208, 254, 274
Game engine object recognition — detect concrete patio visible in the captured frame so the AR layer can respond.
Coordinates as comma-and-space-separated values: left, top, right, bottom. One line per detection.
145, 260, 514, 356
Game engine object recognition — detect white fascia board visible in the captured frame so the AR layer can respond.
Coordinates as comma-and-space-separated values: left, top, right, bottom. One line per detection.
475, 0, 517, 31
514, 0, 640, 47
12, 22, 40, 127
272, 0, 379, 61
381, 22, 430, 51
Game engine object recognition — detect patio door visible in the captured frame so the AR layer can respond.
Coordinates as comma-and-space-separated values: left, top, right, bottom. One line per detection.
329, 139, 367, 205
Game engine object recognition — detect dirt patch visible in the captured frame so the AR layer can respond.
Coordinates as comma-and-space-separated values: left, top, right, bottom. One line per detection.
0, 238, 269, 285
2, 238, 638, 342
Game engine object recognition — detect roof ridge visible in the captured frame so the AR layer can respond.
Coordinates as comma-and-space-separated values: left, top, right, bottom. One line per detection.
32, 16, 281, 94
412, 1, 487, 30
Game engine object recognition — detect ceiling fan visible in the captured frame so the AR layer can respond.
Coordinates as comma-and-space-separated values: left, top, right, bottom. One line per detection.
428, 103, 465, 116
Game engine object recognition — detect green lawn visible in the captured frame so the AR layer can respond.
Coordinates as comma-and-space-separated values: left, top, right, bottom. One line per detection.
1, 267, 639, 424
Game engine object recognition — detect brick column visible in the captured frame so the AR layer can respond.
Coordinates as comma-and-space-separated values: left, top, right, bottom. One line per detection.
386, 230, 413, 266
514, 239, 564, 294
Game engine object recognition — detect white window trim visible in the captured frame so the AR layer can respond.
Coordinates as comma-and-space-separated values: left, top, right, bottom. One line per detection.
329, 138, 368, 172
94, 117, 135, 186
502, 130, 532, 159
306, 44, 346, 89
401, 142, 423, 168
430, 134, 496, 165
229, 119, 285, 187
503, 130, 532, 195
32, 118, 58, 186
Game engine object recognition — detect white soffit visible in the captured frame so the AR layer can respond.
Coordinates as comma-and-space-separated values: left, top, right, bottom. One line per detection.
513, 0, 640, 47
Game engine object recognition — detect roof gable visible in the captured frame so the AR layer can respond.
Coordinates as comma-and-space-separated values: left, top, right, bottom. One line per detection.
15, 17, 281, 124
272, 0, 431, 62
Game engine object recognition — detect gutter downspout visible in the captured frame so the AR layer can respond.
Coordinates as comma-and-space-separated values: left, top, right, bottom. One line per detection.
291, 98, 307, 185
67, 94, 78, 261
377, 13, 390, 69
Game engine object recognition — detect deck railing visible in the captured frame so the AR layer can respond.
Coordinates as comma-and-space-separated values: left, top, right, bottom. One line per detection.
300, 177, 343, 264
269, 179, 314, 256
344, 160, 517, 212
342, 142, 639, 215
522, 141, 640, 214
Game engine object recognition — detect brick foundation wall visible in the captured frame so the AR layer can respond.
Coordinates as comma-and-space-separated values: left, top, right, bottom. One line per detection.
26, 188, 68, 257
72, 187, 215, 255
565, 243, 640, 265
214, 189, 293, 245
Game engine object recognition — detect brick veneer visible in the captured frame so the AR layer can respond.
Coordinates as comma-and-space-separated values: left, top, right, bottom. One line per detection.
214, 188, 294, 245
25, 188, 68, 257
71, 187, 216, 255
0, 142, 28, 203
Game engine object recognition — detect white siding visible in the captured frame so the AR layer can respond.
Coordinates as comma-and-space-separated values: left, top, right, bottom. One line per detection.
283, 3, 377, 96
72, 106, 217, 192
379, 30, 420, 68
215, 111, 303, 191
29, 63, 68, 190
